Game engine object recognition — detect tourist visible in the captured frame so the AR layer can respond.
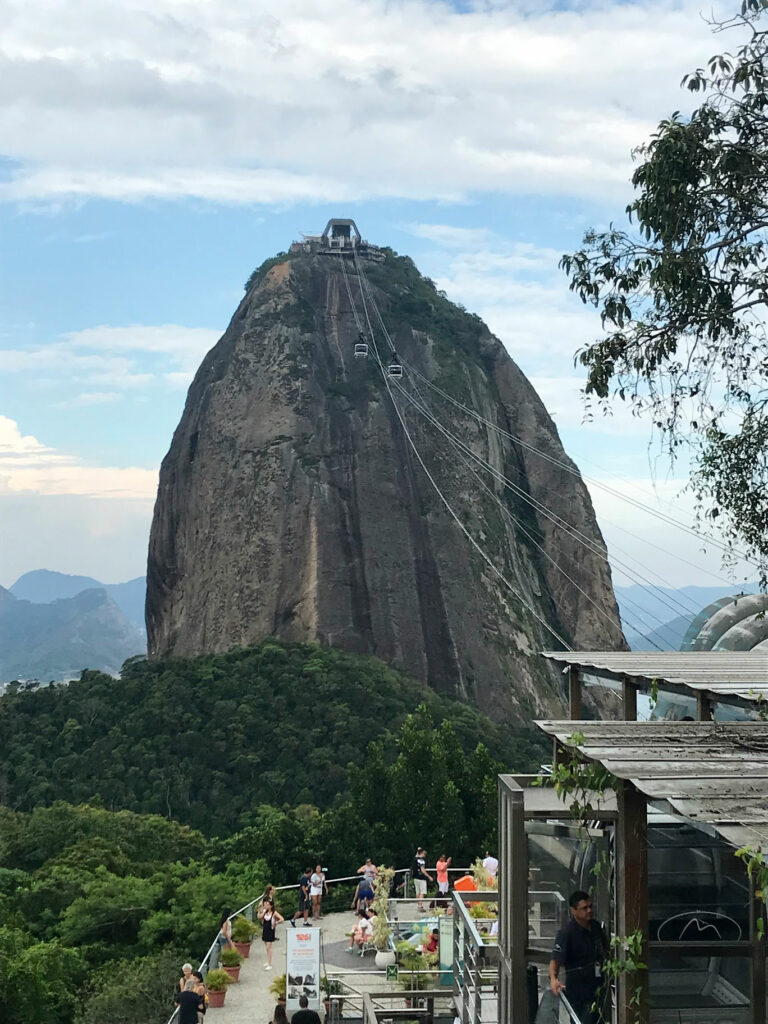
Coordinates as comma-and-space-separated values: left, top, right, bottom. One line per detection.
412, 847, 433, 912
272, 1003, 289, 1024
292, 868, 312, 927
192, 971, 207, 1022
435, 853, 452, 899
310, 864, 327, 920
424, 928, 439, 954
482, 851, 499, 880
179, 962, 194, 991
346, 909, 374, 953
356, 860, 376, 912
549, 890, 608, 1024
218, 910, 234, 951
258, 897, 284, 970
174, 978, 204, 1024
292, 994, 321, 1024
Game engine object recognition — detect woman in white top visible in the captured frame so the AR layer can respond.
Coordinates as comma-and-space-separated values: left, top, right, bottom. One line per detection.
310, 864, 327, 920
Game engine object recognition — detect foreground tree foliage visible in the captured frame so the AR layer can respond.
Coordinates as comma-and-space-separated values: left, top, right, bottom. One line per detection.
561, 0, 768, 581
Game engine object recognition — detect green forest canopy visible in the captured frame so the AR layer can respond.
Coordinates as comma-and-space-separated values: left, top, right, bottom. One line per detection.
0, 640, 548, 1023
0, 639, 547, 833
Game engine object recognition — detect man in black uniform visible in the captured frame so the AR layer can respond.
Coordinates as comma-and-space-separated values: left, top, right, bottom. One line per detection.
549, 890, 607, 1024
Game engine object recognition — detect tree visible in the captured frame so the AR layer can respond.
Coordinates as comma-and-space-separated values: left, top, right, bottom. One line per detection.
560, 0, 768, 583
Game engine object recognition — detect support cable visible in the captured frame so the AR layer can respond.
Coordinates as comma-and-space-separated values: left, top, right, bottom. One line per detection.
348, 253, 574, 651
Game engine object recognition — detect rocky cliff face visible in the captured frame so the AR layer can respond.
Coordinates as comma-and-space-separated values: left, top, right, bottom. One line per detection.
147, 247, 625, 720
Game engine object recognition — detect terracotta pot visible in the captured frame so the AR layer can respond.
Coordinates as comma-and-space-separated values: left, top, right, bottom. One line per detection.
223, 965, 241, 982
208, 989, 227, 1008
234, 941, 252, 958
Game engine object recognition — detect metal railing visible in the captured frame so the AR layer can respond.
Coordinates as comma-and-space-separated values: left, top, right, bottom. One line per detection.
452, 890, 499, 1024
362, 989, 455, 1024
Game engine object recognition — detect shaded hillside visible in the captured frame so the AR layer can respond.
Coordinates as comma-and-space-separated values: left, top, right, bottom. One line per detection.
0, 639, 549, 833
148, 246, 625, 721
0, 587, 144, 683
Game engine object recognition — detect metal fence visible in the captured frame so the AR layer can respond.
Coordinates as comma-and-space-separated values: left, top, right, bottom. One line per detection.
452, 889, 500, 1024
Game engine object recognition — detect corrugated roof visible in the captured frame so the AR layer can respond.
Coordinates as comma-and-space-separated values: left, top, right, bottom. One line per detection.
535, 719, 768, 850
541, 651, 768, 705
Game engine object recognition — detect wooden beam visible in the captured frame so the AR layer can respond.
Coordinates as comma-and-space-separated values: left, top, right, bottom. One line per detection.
569, 665, 582, 720
616, 780, 649, 1024
622, 676, 637, 721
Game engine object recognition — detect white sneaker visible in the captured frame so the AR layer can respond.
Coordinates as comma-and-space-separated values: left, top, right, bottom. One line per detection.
264, 964, 272, 970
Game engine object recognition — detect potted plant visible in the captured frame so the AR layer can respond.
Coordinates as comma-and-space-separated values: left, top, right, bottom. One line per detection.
321, 977, 345, 1019
231, 915, 255, 958
205, 967, 234, 1008
396, 941, 437, 1005
269, 973, 287, 1004
220, 946, 244, 982
372, 866, 396, 968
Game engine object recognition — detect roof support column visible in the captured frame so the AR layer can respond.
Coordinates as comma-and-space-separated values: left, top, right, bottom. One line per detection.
697, 692, 714, 721
621, 676, 637, 721
750, 875, 766, 1024
569, 665, 582, 720
616, 780, 649, 1024
498, 778, 528, 1024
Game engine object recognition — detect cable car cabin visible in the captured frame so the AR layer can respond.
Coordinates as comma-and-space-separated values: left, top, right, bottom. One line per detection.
354, 342, 368, 358
387, 361, 403, 378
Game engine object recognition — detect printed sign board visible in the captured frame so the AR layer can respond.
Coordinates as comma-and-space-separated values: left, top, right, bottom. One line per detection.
286, 927, 322, 1013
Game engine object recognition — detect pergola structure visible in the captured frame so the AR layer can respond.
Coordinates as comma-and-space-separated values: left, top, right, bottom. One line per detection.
496, 651, 768, 1024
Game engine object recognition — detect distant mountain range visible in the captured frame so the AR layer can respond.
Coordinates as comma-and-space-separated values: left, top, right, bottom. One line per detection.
0, 570, 147, 685
615, 582, 761, 651
10, 570, 146, 634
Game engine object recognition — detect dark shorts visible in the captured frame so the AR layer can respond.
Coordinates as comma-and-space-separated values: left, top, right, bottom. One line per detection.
298, 894, 309, 911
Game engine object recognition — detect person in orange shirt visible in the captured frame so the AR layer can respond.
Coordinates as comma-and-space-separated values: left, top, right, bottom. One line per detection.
435, 853, 452, 900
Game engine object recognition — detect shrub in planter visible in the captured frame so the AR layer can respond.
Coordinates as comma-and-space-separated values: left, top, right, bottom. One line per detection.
269, 973, 287, 1003
231, 915, 255, 957
204, 968, 233, 1007
219, 947, 244, 982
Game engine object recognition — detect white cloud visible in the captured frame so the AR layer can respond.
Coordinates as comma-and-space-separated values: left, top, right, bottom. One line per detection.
0, 323, 219, 392
0, 0, 733, 205
55, 391, 121, 408
0, 414, 157, 499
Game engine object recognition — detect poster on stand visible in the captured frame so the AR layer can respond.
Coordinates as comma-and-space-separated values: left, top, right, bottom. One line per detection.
438, 915, 453, 985
286, 927, 322, 1013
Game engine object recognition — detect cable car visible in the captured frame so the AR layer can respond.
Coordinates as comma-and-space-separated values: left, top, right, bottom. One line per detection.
387, 360, 403, 379
354, 342, 368, 358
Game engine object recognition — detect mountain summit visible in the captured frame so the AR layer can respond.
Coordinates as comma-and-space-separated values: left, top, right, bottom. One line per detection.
147, 232, 624, 719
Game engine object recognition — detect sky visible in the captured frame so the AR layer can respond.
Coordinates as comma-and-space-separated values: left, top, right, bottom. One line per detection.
0, 0, 757, 621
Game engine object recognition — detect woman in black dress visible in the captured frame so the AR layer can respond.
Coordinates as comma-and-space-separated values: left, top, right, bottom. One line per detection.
258, 898, 284, 970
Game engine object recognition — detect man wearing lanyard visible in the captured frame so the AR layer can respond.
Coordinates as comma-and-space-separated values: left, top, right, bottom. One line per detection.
549, 891, 608, 1024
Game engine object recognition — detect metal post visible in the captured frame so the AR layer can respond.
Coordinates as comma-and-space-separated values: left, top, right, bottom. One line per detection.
621, 677, 637, 721
569, 665, 582, 720
616, 780, 649, 1024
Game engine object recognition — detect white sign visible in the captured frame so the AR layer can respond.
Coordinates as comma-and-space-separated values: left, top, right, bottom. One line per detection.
286, 927, 322, 1013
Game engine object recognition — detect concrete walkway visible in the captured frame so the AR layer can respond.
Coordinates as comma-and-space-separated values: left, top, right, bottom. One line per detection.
211, 911, 394, 1024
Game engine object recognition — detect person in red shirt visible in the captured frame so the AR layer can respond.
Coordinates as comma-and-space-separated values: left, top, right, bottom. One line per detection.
425, 928, 439, 954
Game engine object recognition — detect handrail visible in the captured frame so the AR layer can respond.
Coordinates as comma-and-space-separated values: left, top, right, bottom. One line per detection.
559, 992, 585, 1023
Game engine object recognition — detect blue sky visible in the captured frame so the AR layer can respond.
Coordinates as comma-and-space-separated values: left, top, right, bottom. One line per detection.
0, 0, 754, 600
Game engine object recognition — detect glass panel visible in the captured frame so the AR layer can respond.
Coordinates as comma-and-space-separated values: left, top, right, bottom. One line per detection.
648, 953, 750, 1023
526, 823, 609, 953
648, 824, 750, 942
